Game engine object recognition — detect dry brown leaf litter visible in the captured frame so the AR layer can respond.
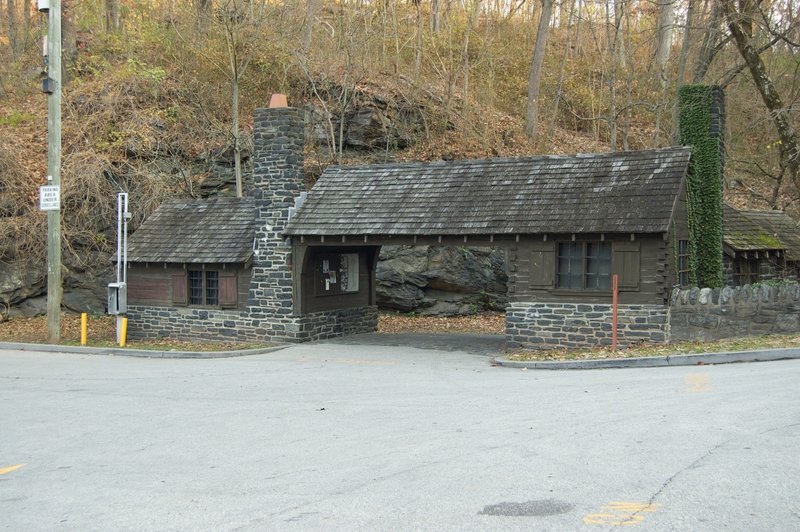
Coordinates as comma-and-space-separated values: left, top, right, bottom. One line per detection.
3, 312, 798, 358
377, 313, 505, 335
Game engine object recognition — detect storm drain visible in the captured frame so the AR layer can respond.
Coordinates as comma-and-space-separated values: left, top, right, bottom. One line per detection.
480, 499, 574, 517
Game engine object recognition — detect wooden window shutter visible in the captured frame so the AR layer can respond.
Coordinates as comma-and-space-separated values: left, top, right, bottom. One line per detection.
530, 241, 555, 288
172, 273, 187, 305
219, 272, 238, 308
613, 241, 640, 290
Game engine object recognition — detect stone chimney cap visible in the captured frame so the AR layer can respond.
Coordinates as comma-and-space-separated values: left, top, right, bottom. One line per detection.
269, 94, 288, 108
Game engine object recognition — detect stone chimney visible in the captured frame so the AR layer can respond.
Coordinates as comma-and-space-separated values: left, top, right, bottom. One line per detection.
678, 84, 725, 287
709, 86, 725, 174
251, 96, 305, 217
248, 95, 305, 326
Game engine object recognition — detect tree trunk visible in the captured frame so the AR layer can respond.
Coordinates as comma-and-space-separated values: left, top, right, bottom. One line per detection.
653, 0, 674, 73
670, 0, 696, 142
545, 0, 577, 145
692, 0, 722, 83
7, 0, 18, 60
61, 0, 78, 79
302, 0, 320, 53
232, 77, 242, 198
524, 0, 553, 140
432, 0, 440, 33
461, 0, 481, 105
722, 0, 800, 193
105, 0, 122, 33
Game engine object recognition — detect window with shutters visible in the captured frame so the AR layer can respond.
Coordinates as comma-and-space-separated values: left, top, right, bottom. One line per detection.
172, 269, 237, 307
188, 270, 220, 306
556, 241, 612, 290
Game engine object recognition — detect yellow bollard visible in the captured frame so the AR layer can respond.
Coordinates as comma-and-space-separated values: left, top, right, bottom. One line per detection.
80, 313, 88, 346
120, 317, 128, 347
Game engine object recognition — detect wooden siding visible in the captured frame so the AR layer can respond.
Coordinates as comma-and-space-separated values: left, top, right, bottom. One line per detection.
665, 182, 690, 290
128, 263, 250, 311
508, 234, 668, 305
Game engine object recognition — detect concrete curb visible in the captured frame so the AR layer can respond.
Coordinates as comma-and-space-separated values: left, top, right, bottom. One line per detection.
494, 348, 800, 370
0, 341, 290, 359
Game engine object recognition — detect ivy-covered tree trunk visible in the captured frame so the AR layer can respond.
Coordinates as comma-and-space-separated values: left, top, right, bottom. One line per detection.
678, 85, 724, 288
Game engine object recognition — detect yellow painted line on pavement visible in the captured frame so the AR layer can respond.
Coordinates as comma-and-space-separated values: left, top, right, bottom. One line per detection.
684, 373, 712, 393
0, 464, 25, 475
583, 502, 661, 526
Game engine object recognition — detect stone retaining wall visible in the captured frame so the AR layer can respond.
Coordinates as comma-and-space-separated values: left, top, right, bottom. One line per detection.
505, 302, 668, 350
669, 283, 800, 342
127, 305, 378, 343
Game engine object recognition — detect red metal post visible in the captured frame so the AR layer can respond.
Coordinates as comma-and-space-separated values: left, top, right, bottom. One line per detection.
612, 274, 619, 351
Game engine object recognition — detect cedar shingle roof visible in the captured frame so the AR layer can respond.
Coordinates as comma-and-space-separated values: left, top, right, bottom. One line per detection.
128, 197, 255, 263
723, 204, 800, 260
284, 147, 691, 236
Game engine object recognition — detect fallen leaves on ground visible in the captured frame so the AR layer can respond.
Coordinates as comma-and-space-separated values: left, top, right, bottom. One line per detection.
0, 313, 116, 344
506, 334, 800, 361
0, 313, 265, 351
5, 312, 795, 359
378, 313, 505, 335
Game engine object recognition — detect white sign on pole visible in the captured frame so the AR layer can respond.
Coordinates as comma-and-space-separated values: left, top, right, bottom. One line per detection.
39, 185, 60, 211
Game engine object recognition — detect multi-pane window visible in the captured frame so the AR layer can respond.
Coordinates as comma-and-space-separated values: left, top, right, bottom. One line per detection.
677, 239, 690, 287
556, 241, 611, 290
188, 270, 219, 305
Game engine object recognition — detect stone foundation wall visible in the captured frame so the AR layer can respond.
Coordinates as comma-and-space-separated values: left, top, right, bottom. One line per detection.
669, 283, 800, 342
505, 302, 667, 350
127, 305, 378, 344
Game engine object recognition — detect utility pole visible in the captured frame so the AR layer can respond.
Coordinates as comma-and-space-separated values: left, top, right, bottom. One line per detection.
45, 0, 62, 343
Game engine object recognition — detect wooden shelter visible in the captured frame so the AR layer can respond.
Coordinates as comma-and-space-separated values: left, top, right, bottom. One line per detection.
283, 146, 692, 348
723, 204, 800, 285
284, 147, 692, 308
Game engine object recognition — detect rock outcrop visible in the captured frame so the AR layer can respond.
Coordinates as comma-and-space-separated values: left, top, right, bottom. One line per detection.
376, 246, 508, 315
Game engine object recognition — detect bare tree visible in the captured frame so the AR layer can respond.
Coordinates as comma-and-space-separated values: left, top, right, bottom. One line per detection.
174, 0, 263, 197
546, 0, 577, 145
6, 0, 18, 60
525, 0, 553, 140
106, 0, 122, 33
653, 0, 674, 74
302, 0, 320, 52
432, 0, 441, 33
62, 0, 78, 77
721, 0, 800, 196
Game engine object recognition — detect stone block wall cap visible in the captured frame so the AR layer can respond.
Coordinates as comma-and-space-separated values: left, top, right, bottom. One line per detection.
269, 94, 288, 108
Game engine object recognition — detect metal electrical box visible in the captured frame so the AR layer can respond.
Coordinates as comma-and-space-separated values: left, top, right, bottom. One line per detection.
108, 282, 127, 315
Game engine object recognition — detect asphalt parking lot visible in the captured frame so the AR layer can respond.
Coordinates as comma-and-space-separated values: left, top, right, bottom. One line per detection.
2, 340, 799, 531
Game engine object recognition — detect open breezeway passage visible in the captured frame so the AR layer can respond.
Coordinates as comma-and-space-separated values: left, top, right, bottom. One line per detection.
1, 345, 799, 531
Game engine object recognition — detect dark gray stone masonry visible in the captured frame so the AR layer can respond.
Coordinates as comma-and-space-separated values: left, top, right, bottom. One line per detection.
506, 302, 667, 350
669, 283, 800, 342
127, 305, 378, 343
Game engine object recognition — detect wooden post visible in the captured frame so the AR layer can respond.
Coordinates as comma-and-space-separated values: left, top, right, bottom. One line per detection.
612, 274, 619, 352
46, 0, 62, 343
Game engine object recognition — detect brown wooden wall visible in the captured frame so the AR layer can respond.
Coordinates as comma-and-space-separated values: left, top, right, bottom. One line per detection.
664, 181, 690, 289
127, 262, 251, 311
507, 233, 670, 305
